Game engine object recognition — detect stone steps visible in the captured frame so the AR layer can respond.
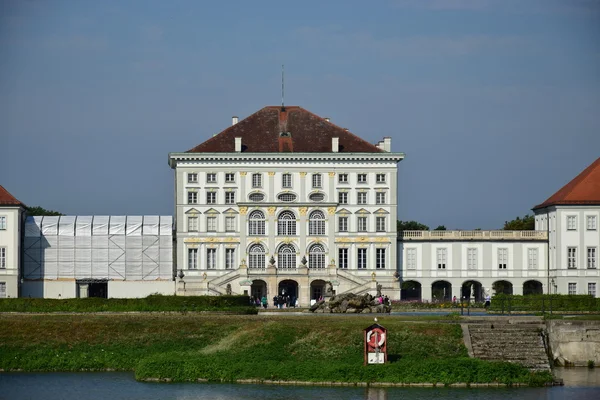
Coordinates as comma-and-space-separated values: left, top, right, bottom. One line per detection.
467, 322, 550, 371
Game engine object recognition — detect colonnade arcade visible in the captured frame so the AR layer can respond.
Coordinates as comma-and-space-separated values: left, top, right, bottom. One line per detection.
400, 279, 544, 302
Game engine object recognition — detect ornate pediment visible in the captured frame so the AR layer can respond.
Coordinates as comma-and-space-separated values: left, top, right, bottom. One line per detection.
223, 208, 239, 215
336, 208, 351, 215
185, 208, 201, 215
204, 208, 220, 215
355, 208, 371, 214
374, 208, 389, 214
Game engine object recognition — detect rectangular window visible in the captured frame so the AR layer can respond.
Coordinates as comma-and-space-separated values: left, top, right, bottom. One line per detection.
376, 192, 386, 205
339, 248, 348, 269
225, 248, 235, 269
568, 247, 577, 269
0, 216, 6, 230
338, 173, 348, 183
407, 248, 417, 270
528, 248, 538, 270
567, 215, 577, 230
188, 248, 198, 269
357, 192, 367, 205
358, 217, 367, 232
589, 282, 597, 297
376, 248, 386, 269
206, 192, 216, 204
225, 173, 235, 183
0, 248, 5, 269
588, 247, 597, 269
376, 173, 386, 183
339, 216, 348, 232
252, 173, 262, 188
587, 216, 597, 231
0, 282, 5, 298
206, 173, 217, 183
225, 192, 235, 204
282, 173, 292, 188
226, 216, 236, 232
467, 248, 477, 270
568, 282, 577, 295
207, 217, 217, 232
187, 216, 198, 232
437, 248, 447, 269
207, 248, 216, 269
338, 192, 348, 204
188, 191, 198, 204
188, 173, 198, 183
312, 173, 322, 188
357, 173, 367, 184
376, 216, 386, 232
357, 248, 367, 269
498, 248, 508, 269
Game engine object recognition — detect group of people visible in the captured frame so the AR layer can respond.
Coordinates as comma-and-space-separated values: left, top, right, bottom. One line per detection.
250, 294, 298, 309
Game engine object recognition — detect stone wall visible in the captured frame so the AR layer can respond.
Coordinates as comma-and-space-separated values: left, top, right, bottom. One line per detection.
547, 320, 600, 366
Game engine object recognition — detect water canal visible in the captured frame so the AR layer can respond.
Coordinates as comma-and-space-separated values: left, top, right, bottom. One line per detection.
1, 369, 600, 400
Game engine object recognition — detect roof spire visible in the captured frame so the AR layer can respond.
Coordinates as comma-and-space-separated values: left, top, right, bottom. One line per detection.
281, 64, 285, 111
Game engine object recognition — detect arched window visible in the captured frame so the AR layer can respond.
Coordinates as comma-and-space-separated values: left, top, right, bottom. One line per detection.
277, 211, 297, 236
248, 210, 265, 235
309, 244, 325, 269
278, 244, 296, 269
249, 244, 266, 269
309, 210, 325, 235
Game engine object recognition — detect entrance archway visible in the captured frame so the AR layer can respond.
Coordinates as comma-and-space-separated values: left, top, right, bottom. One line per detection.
401, 280, 422, 301
523, 280, 543, 295
432, 280, 451, 302
278, 279, 298, 299
251, 279, 267, 300
310, 279, 327, 300
493, 280, 513, 295
461, 280, 483, 302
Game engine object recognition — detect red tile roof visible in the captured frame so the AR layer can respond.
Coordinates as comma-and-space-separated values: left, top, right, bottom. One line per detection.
186, 106, 385, 153
533, 157, 600, 210
0, 185, 25, 207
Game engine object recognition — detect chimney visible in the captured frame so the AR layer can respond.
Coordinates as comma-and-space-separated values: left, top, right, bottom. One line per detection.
332, 137, 339, 153
232, 116, 239, 125
376, 141, 384, 150
235, 137, 242, 152
383, 137, 391, 152
325, 117, 330, 122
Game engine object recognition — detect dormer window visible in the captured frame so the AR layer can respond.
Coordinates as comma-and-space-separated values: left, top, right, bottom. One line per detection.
280, 132, 291, 137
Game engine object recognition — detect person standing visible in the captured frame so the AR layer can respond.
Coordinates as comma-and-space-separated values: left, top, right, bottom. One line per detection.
261, 295, 268, 309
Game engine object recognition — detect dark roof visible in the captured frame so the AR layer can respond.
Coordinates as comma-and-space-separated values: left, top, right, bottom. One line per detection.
186, 106, 385, 153
0, 185, 25, 207
533, 157, 600, 210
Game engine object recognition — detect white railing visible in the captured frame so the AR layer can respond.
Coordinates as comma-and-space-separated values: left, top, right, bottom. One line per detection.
399, 230, 548, 241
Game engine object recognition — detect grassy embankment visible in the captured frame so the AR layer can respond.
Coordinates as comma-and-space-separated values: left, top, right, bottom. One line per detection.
0, 313, 552, 386
0, 295, 257, 314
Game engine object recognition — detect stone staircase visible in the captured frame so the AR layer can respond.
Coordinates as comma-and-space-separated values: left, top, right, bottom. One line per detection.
466, 317, 551, 371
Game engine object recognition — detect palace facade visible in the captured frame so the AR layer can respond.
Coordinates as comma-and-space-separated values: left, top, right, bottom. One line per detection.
169, 106, 404, 305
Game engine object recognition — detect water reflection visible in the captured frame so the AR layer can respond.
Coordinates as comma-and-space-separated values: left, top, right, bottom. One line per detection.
2, 372, 600, 400
554, 367, 600, 387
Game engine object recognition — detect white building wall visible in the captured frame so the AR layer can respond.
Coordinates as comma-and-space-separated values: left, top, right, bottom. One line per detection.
534, 206, 600, 296
0, 206, 23, 298
400, 232, 549, 301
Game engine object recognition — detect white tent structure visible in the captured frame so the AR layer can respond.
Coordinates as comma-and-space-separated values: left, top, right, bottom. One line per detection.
22, 216, 174, 298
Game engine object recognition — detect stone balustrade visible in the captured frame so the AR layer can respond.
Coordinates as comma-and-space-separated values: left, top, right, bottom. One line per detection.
399, 230, 548, 241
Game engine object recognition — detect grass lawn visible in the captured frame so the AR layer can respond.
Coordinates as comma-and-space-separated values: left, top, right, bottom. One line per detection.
0, 314, 551, 385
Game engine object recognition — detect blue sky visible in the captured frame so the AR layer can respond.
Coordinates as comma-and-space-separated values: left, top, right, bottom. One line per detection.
1, 0, 599, 229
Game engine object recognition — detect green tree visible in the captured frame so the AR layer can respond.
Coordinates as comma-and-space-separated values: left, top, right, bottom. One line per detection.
434, 225, 447, 230
397, 220, 429, 231
27, 206, 64, 216
503, 214, 535, 230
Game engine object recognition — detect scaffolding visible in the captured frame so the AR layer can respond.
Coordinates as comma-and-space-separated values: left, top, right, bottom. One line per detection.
23, 216, 173, 281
